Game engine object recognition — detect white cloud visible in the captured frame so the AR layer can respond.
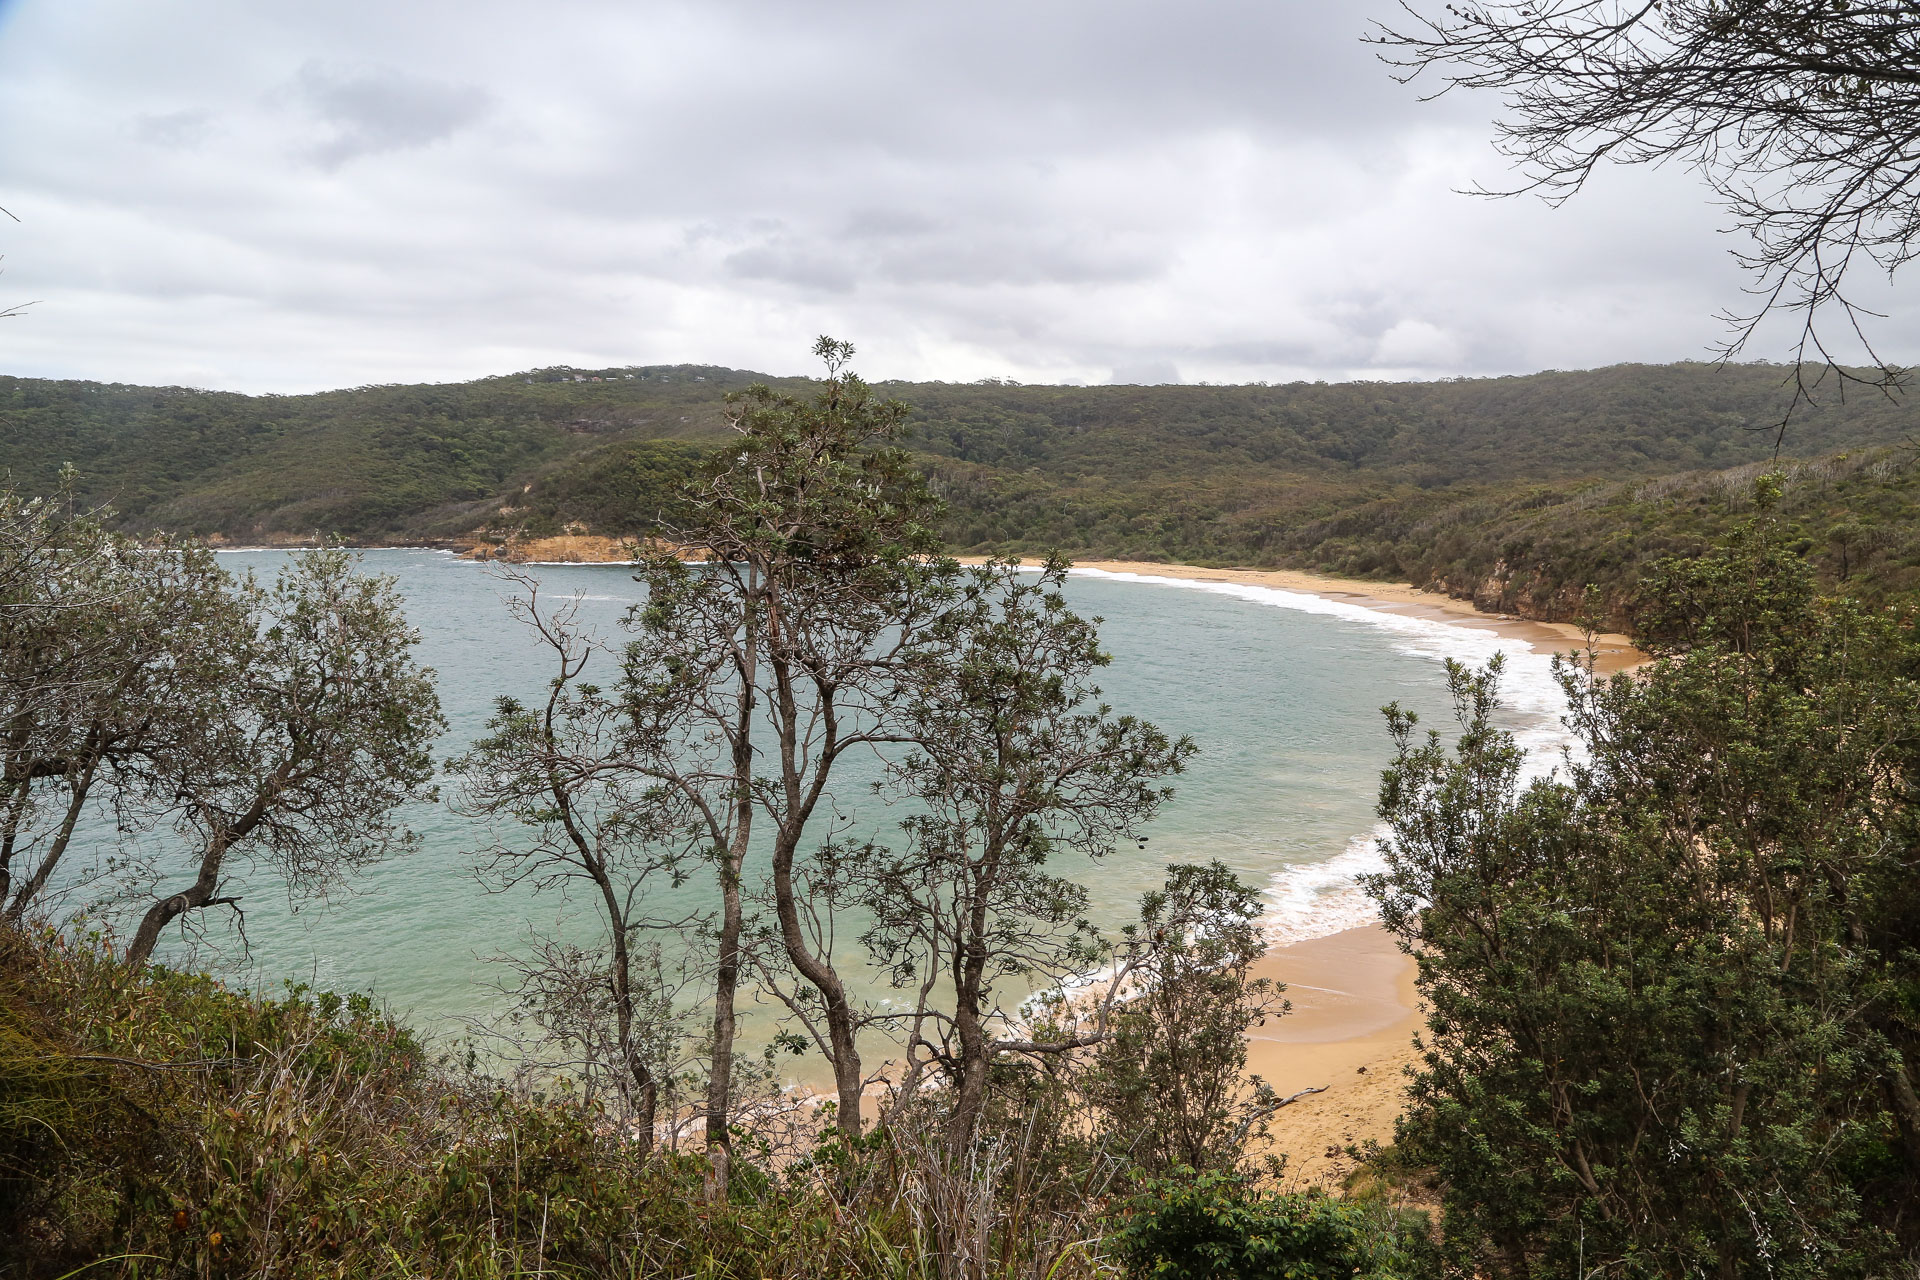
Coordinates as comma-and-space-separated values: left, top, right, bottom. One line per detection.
1373, 319, 1463, 369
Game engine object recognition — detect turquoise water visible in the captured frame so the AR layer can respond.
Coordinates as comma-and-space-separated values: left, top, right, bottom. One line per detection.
105, 551, 1571, 1044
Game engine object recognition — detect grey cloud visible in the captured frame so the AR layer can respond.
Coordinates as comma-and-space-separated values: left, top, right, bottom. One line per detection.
0, 0, 1891, 392
1196, 339, 1346, 369
717, 216, 1164, 294
295, 61, 492, 168
134, 109, 214, 149
724, 242, 859, 294
875, 234, 1165, 289
1109, 359, 1183, 385
842, 209, 941, 239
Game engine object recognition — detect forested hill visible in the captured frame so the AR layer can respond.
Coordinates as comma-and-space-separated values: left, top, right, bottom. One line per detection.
5, 360, 1918, 621
0, 365, 753, 541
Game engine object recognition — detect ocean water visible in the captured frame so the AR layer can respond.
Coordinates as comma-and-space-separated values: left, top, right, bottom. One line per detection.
96, 551, 1574, 1044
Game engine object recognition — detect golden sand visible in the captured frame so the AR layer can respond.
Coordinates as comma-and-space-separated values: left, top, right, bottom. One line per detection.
1247, 925, 1422, 1188
1062, 559, 1645, 676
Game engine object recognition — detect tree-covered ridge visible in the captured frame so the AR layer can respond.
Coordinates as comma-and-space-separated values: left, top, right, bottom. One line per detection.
905, 363, 1920, 481
0, 365, 751, 540
1273, 446, 1920, 624
7, 360, 1920, 622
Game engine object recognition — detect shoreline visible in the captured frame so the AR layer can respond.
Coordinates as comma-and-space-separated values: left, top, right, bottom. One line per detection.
1060, 558, 1646, 676
1034, 560, 1641, 1183
1248, 924, 1421, 1188
229, 542, 1637, 1176
219, 542, 1649, 676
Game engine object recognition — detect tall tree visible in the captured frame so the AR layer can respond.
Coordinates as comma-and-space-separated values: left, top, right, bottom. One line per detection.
850, 557, 1193, 1145
1369, 496, 1920, 1275
625, 336, 956, 1173
617, 548, 763, 1188
4, 493, 442, 951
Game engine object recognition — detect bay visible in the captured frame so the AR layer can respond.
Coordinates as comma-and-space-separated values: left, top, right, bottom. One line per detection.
107, 550, 1570, 1050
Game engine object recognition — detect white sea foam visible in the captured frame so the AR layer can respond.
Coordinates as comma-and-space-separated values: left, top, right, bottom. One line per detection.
1068, 568, 1583, 946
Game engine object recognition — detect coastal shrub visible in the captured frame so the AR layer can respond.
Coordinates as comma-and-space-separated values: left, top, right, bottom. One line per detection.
7, 923, 1237, 1279
1107, 1169, 1437, 1280
1369, 496, 1920, 1277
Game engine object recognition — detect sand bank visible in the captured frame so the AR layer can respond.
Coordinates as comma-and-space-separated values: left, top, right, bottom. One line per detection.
1249, 924, 1421, 1188
1063, 559, 1645, 676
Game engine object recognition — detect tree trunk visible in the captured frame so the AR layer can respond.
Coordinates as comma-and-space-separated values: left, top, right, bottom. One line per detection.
771, 830, 864, 1136
5, 754, 99, 923
704, 603, 758, 1201
0, 714, 46, 907
950, 991, 989, 1148
600, 877, 656, 1157
126, 832, 228, 969
126, 776, 281, 969
1884, 1057, 1920, 1171
704, 829, 747, 1195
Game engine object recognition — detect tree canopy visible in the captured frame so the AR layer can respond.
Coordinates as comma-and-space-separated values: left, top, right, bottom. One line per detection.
1371, 489, 1920, 1275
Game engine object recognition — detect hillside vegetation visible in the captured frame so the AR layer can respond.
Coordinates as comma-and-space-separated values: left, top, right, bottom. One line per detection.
0, 366, 749, 541
6, 360, 1920, 619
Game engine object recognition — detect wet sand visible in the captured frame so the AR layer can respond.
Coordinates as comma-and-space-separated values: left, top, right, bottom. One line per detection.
1247, 925, 1422, 1188
1065, 559, 1646, 676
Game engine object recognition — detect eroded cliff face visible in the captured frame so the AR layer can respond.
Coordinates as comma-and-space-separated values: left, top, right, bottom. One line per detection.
463, 534, 643, 563
1424, 559, 1621, 627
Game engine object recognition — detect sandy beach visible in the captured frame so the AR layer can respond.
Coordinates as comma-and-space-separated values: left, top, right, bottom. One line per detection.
1248, 925, 1422, 1188
1066, 559, 1646, 676
1055, 559, 1646, 1186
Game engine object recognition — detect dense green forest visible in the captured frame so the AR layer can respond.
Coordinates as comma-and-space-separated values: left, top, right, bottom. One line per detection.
4, 360, 1919, 621
0, 366, 748, 541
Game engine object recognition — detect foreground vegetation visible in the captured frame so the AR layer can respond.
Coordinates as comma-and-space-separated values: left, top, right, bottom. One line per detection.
8, 348, 1920, 1277
0, 922, 1440, 1279
1371, 483, 1920, 1276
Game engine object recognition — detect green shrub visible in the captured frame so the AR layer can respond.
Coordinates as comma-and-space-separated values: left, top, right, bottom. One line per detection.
1108, 1169, 1437, 1280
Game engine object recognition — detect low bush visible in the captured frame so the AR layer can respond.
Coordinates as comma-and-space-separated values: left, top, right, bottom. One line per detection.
6, 926, 1430, 1280
1107, 1169, 1437, 1280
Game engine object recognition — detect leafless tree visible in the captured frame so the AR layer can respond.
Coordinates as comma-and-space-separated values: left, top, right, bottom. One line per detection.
455, 572, 705, 1152
1375, 0, 1920, 422
0, 205, 38, 321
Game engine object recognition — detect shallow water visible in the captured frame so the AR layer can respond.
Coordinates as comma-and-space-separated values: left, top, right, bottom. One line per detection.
88, 550, 1571, 1045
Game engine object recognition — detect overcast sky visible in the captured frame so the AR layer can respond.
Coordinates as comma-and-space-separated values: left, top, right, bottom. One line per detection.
0, 0, 1909, 392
